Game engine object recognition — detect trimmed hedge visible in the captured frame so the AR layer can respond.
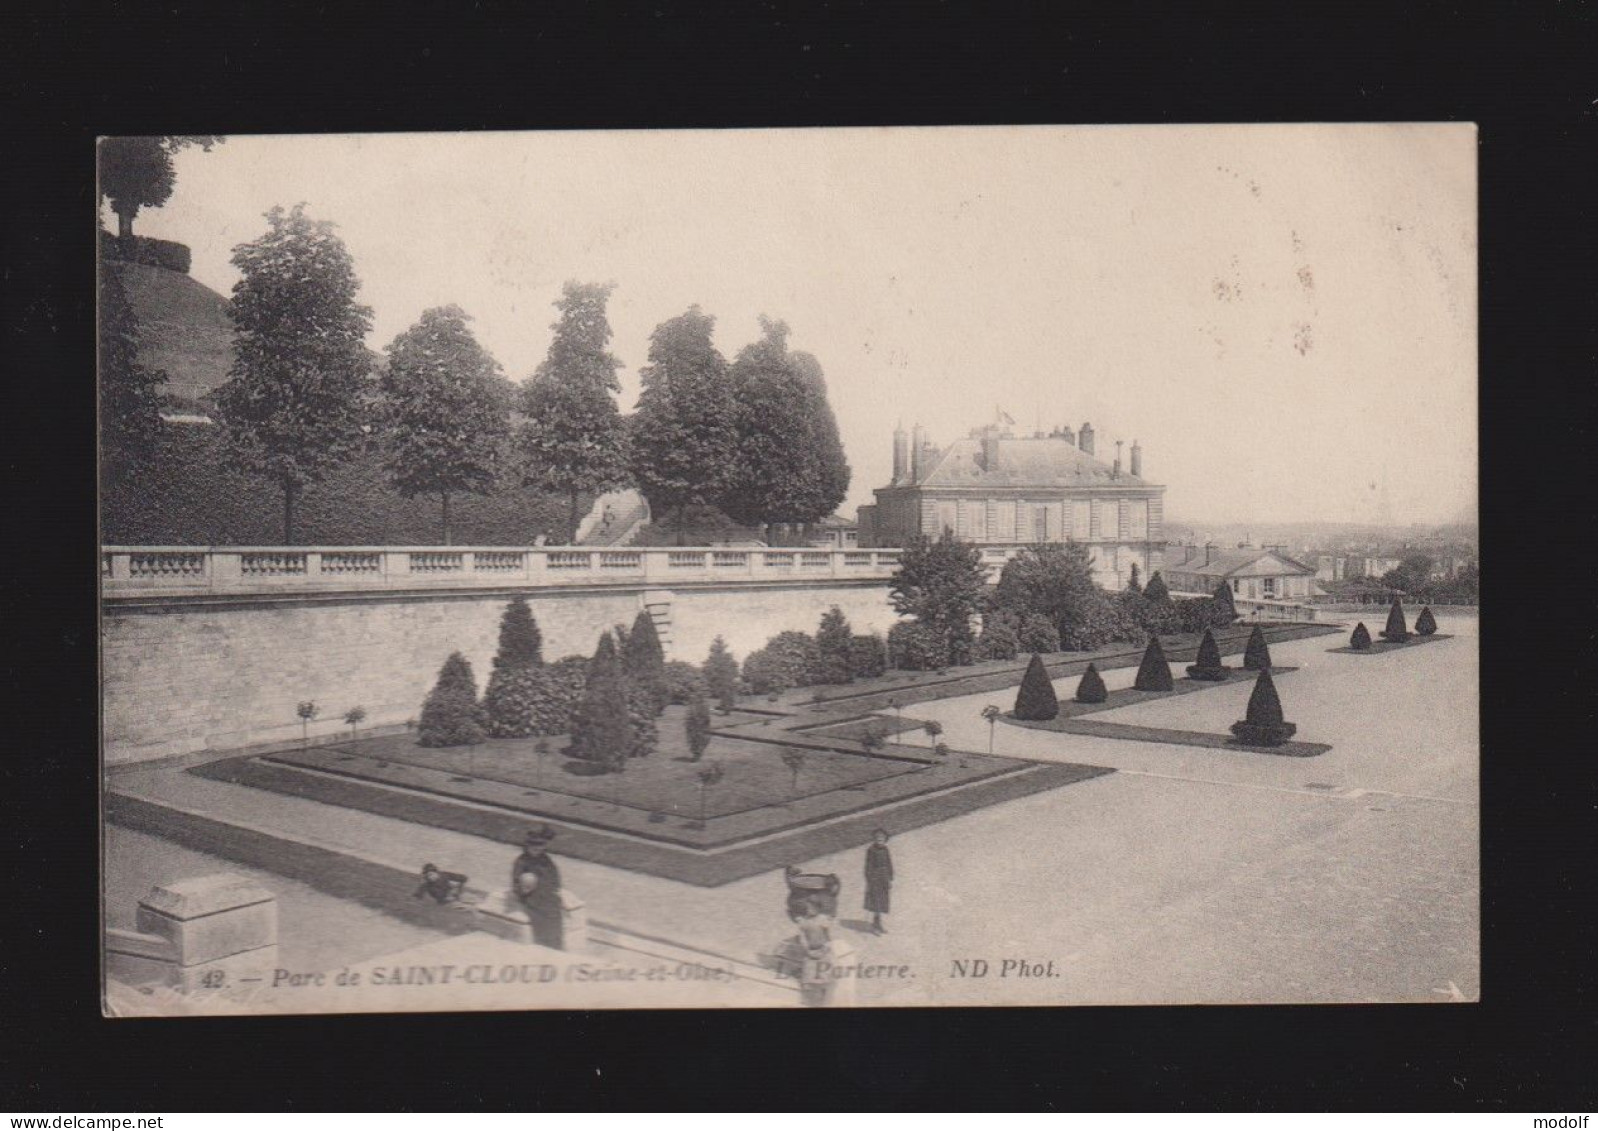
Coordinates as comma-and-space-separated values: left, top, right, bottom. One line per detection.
1014, 653, 1060, 721
1350, 622, 1373, 650
1415, 606, 1438, 636
1230, 667, 1297, 746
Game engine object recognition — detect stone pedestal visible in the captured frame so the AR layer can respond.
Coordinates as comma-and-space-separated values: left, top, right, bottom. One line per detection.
108, 873, 279, 993
475, 888, 588, 952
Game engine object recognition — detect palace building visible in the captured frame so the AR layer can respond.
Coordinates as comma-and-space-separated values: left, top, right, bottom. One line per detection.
856, 415, 1166, 590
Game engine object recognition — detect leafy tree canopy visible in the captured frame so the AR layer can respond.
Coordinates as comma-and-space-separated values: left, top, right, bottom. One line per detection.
99, 136, 224, 238
888, 532, 988, 655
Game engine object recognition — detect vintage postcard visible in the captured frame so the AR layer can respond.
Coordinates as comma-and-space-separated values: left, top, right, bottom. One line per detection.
99, 124, 1478, 1013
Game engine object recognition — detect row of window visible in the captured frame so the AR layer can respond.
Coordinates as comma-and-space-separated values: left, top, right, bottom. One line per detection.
931, 497, 1153, 542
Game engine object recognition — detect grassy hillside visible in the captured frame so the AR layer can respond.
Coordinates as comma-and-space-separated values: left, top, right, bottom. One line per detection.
103, 422, 587, 546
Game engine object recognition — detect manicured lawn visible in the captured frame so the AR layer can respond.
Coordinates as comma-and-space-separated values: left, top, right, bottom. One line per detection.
301, 707, 910, 820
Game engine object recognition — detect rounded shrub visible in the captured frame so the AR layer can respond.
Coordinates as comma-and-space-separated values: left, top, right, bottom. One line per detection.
976, 610, 1021, 662
1415, 606, 1438, 636
888, 621, 946, 671
663, 660, 707, 705
1017, 612, 1061, 654
1014, 653, 1059, 721
847, 633, 888, 680
1350, 622, 1373, 650
1075, 662, 1108, 704
418, 652, 486, 748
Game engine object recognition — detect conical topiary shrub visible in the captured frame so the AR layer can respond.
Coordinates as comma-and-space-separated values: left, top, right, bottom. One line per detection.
1133, 636, 1174, 692
1142, 571, 1171, 605
1075, 662, 1108, 704
1014, 653, 1059, 720
1415, 606, 1438, 636
569, 633, 632, 772
623, 610, 669, 715
1186, 628, 1228, 681
1230, 667, 1297, 746
1350, 622, 1373, 650
1380, 598, 1410, 643
492, 596, 543, 670
418, 652, 486, 748
1243, 625, 1272, 671
1211, 581, 1238, 624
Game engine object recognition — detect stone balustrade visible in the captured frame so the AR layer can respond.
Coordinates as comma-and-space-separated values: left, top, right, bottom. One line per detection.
101, 545, 909, 600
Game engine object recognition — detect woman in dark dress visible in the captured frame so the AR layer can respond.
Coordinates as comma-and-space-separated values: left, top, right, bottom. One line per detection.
864, 829, 893, 935
511, 825, 564, 950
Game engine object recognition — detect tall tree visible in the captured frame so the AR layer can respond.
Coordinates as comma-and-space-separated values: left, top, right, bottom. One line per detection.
98, 264, 167, 473
569, 632, 632, 772
517, 282, 631, 541
629, 306, 738, 540
622, 610, 668, 716
703, 636, 739, 713
98, 136, 224, 239
789, 349, 851, 534
214, 204, 374, 542
888, 532, 988, 661
720, 317, 827, 538
379, 305, 511, 544
993, 542, 1105, 645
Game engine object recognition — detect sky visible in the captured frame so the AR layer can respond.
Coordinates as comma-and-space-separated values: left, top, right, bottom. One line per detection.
120, 125, 1477, 526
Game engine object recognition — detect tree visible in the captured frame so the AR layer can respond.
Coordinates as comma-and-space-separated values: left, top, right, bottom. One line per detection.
517, 282, 631, 540
343, 706, 367, 743
686, 691, 712, 762
720, 317, 833, 536
1416, 606, 1438, 636
1075, 663, 1108, 704
623, 610, 668, 716
1350, 622, 1373, 650
568, 633, 631, 771
889, 532, 988, 665
780, 748, 807, 799
860, 721, 889, 756
1230, 668, 1297, 746
789, 348, 851, 535
296, 700, 318, 748
98, 135, 224, 239
1243, 625, 1273, 671
1127, 563, 1142, 593
1186, 629, 1228, 681
993, 542, 1126, 651
976, 609, 1021, 662
214, 204, 374, 542
628, 306, 739, 539
816, 606, 854, 684
378, 305, 511, 544
492, 597, 543, 671
1142, 571, 1172, 605
418, 652, 485, 748
1381, 599, 1411, 643
98, 265, 167, 473
1212, 581, 1238, 623
922, 719, 944, 749
1014, 653, 1060, 721
703, 636, 740, 713
694, 762, 725, 824
1133, 637, 1174, 692
980, 703, 1002, 752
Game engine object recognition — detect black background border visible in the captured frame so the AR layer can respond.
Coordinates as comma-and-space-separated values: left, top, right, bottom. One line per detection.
4, 0, 1595, 1112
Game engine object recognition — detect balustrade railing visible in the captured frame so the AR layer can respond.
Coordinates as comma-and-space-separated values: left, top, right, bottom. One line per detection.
101, 545, 907, 597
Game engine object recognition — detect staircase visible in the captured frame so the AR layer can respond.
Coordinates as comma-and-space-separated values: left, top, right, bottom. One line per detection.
641, 591, 675, 655
575, 489, 651, 546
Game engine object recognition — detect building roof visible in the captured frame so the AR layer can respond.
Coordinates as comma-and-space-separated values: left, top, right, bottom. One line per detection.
1161, 547, 1316, 579
917, 434, 1151, 489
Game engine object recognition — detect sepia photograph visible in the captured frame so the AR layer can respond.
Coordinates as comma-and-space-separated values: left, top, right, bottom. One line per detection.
97, 124, 1479, 1014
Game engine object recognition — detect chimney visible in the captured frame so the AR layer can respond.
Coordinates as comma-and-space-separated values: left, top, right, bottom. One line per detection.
981, 427, 1000, 472
892, 422, 908, 484
1060, 423, 1075, 447
1113, 440, 1123, 478
1204, 541, 1216, 566
1130, 439, 1142, 477
910, 424, 928, 483
1078, 422, 1095, 456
